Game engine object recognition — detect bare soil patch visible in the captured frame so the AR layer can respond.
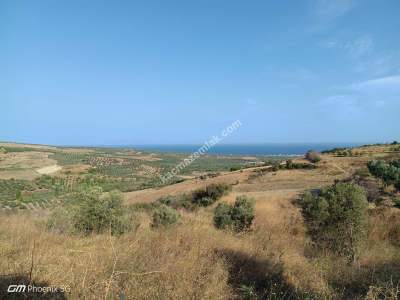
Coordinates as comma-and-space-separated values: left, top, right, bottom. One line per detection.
36, 164, 62, 175
0, 151, 58, 179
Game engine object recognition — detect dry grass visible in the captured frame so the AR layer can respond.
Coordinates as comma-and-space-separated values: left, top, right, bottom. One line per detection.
0, 151, 58, 180
1, 194, 400, 299
1, 145, 400, 299
0, 211, 232, 299
0, 193, 331, 299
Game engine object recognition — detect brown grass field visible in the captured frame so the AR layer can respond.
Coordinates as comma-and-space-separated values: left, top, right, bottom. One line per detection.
1, 143, 400, 299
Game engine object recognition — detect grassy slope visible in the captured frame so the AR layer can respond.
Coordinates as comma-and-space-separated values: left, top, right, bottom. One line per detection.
0, 144, 399, 299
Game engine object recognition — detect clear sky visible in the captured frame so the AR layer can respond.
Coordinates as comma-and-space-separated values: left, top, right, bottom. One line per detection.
1, 0, 399, 145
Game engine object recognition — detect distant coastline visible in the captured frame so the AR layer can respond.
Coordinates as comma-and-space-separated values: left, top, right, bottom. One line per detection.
128, 143, 363, 156
0, 141, 367, 156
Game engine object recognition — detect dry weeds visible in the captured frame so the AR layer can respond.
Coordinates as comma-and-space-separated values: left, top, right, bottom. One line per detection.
1, 146, 400, 299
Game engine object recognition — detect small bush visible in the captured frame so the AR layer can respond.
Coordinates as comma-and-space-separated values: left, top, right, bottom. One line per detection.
305, 150, 321, 163
72, 188, 129, 235
285, 160, 316, 170
152, 204, 180, 228
157, 194, 194, 210
321, 147, 346, 154
299, 183, 368, 263
205, 183, 231, 199
231, 196, 255, 232
214, 202, 233, 229
178, 194, 196, 209
156, 184, 230, 210
337, 149, 353, 157
343, 174, 381, 203
46, 188, 130, 235
368, 159, 400, 191
213, 196, 255, 232
391, 159, 400, 168
230, 166, 241, 172
192, 183, 231, 207
198, 197, 215, 206
158, 195, 177, 206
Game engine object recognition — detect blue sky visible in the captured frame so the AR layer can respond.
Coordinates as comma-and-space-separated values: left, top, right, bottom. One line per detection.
1, 0, 399, 145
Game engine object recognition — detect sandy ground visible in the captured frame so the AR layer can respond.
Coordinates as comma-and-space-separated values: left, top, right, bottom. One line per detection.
36, 164, 62, 175
0, 151, 58, 180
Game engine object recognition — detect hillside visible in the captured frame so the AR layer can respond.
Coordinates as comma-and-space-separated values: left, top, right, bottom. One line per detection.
0, 142, 400, 299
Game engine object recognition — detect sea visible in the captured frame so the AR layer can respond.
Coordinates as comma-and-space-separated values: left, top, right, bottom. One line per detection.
128, 143, 362, 156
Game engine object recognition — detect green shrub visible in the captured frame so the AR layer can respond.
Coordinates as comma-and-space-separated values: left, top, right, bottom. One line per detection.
368, 160, 389, 180
368, 160, 400, 190
197, 197, 215, 206
72, 188, 129, 235
152, 204, 180, 227
391, 159, 400, 168
153, 184, 231, 213
230, 166, 241, 172
177, 194, 196, 210
191, 183, 231, 207
158, 195, 177, 206
156, 194, 194, 210
285, 160, 316, 170
214, 202, 233, 229
322, 147, 347, 154
305, 150, 321, 163
299, 183, 368, 263
231, 196, 255, 231
213, 196, 255, 232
